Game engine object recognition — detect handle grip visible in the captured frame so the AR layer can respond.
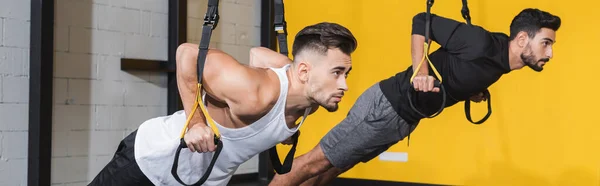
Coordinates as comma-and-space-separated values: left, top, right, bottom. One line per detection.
171, 135, 222, 186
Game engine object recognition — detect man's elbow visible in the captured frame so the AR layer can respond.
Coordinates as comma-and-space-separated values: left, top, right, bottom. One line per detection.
176, 43, 198, 67
412, 12, 428, 36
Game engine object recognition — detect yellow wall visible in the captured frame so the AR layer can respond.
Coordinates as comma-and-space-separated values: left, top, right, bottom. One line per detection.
275, 0, 600, 185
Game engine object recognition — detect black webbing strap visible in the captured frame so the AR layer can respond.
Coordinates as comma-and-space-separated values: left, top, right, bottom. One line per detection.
465, 90, 492, 124
269, 132, 299, 174
274, 0, 288, 56
459, 0, 493, 124
461, 0, 472, 25
268, 0, 298, 175
171, 0, 222, 185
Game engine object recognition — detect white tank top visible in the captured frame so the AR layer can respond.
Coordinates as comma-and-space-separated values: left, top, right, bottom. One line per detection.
134, 64, 310, 186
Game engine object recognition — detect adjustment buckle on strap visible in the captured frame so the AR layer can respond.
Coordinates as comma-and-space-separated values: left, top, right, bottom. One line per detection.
203, 7, 219, 29
274, 21, 287, 34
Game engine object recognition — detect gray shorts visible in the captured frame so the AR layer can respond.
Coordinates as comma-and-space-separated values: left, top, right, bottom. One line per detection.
319, 83, 418, 169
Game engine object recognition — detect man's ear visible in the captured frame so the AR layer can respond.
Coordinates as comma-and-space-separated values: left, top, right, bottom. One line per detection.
517, 31, 530, 48
296, 61, 310, 83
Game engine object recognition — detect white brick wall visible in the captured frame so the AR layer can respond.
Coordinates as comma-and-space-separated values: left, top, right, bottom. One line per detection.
0, 0, 262, 184
0, 0, 30, 185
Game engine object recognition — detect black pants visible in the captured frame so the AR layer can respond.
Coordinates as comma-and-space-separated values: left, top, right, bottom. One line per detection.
88, 130, 154, 186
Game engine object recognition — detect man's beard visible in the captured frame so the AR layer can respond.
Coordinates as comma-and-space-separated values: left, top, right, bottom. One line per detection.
521, 48, 549, 72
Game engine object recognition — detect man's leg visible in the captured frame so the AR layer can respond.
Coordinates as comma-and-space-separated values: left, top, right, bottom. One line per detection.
270, 83, 415, 186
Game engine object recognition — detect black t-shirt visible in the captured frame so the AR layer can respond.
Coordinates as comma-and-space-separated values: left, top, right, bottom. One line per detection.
379, 13, 512, 124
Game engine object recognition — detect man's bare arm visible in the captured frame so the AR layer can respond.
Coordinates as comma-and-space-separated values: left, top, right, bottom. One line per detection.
249, 47, 292, 68
176, 43, 265, 152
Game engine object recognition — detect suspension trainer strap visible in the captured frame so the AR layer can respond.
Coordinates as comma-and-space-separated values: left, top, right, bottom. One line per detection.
274, 0, 289, 56
461, 0, 472, 25
171, 0, 223, 185
268, 0, 297, 175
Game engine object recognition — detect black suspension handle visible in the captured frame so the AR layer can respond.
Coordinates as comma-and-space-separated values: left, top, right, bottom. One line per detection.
464, 89, 492, 124
171, 135, 223, 186
407, 80, 447, 118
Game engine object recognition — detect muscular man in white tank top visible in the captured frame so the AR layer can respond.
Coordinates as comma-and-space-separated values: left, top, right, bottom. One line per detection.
88, 22, 358, 186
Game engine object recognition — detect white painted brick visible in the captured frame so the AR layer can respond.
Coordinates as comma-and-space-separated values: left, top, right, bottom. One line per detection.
126, 0, 142, 10
94, 80, 126, 105
54, 52, 95, 79
97, 5, 141, 33
52, 157, 89, 183
3, 18, 29, 48
0, 103, 28, 130
92, 0, 109, 5
150, 13, 168, 38
123, 82, 166, 106
68, 130, 91, 156
51, 157, 68, 184
96, 105, 150, 131
187, 17, 201, 41
147, 71, 168, 88
55, 0, 95, 28
0, 159, 27, 186
124, 34, 167, 60
211, 22, 236, 45
1, 132, 27, 158
0, 18, 3, 46
108, 0, 127, 7
214, 42, 239, 59
54, 26, 70, 52
53, 105, 94, 132
220, 2, 255, 26
90, 130, 123, 156
63, 79, 91, 105
235, 25, 260, 46
54, 78, 69, 105
146, 106, 167, 119
2, 76, 29, 103
94, 105, 112, 130
52, 131, 69, 157
236, 0, 259, 7
95, 55, 151, 82
141, 0, 168, 14
110, 106, 158, 130
0, 43, 30, 76
0, 0, 30, 20
140, 11, 152, 36
68, 79, 125, 105
70, 27, 125, 56
188, 0, 208, 19
89, 155, 111, 181
68, 27, 92, 54
236, 45, 252, 65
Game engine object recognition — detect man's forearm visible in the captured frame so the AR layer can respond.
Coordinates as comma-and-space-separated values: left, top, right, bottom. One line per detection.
176, 44, 208, 128
411, 34, 429, 75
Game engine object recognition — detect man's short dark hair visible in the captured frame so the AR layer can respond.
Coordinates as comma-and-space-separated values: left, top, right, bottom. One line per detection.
509, 8, 561, 41
292, 22, 358, 59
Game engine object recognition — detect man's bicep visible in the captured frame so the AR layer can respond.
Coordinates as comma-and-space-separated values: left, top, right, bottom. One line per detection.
412, 12, 491, 57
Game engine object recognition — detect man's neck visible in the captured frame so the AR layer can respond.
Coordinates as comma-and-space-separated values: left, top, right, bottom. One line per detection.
284, 69, 314, 113
508, 40, 525, 70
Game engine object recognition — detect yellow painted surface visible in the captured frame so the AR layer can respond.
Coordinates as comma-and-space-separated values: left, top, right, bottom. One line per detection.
276, 0, 600, 185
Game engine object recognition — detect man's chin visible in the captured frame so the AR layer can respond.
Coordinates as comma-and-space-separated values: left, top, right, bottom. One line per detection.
323, 104, 339, 112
